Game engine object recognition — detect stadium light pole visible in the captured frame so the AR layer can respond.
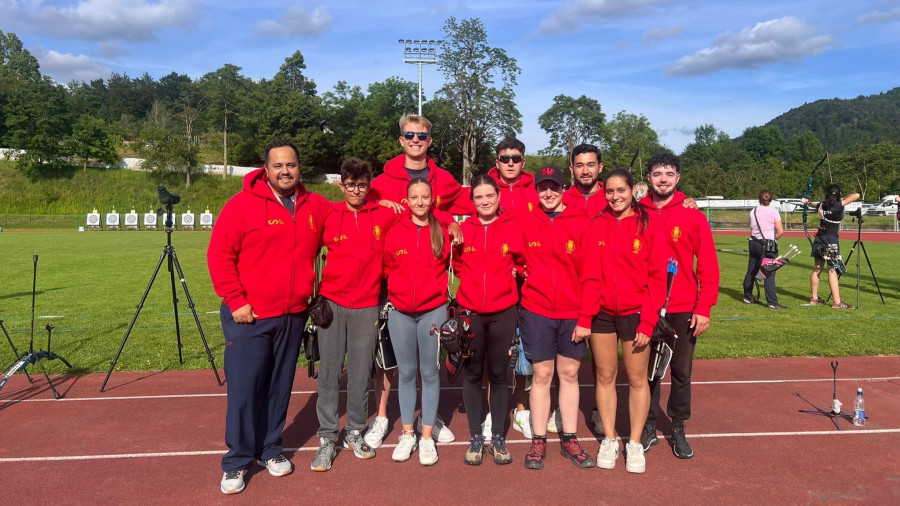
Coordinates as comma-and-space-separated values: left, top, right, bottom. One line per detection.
399, 39, 442, 115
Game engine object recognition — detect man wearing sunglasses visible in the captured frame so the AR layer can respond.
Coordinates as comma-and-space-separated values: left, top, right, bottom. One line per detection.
488, 137, 540, 216
563, 143, 607, 219
368, 114, 473, 216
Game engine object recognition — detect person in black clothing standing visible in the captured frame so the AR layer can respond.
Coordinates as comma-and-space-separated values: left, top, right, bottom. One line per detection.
801, 184, 859, 309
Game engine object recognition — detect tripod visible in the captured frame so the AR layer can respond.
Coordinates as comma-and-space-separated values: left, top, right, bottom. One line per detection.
799, 361, 853, 430
0, 256, 73, 399
101, 204, 223, 392
843, 214, 885, 308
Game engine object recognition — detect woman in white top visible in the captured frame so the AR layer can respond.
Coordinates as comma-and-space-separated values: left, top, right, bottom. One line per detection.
743, 190, 784, 308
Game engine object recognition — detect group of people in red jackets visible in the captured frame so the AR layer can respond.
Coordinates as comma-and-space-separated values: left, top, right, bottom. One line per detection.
209, 114, 719, 495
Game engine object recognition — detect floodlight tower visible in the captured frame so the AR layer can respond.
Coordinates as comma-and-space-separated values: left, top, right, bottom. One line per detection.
399, 39, 442, 115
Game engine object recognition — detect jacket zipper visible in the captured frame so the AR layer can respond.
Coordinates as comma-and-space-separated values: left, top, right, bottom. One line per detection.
411, 225, 420, 311
482, 223, 489, 312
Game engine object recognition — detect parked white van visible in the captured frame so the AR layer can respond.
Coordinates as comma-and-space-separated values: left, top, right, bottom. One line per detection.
865, 195, 899, 216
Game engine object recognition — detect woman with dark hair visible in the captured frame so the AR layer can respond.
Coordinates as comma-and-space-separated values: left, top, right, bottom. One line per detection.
801, 184, 859, 308
453, 174, 526, 465
383, 178, 451, 465
742, 190, 785, 309
573, 168, 661, 474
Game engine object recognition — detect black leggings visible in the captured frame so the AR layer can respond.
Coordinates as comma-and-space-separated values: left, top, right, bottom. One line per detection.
462, 306, 517, 437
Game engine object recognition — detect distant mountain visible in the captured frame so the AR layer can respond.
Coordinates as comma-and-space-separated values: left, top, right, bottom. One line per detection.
765, 87, 900, 153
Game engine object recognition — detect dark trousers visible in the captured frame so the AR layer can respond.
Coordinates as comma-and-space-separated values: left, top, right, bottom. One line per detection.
743, 239, 778, 304
221, 303, 306, 471
463, 306, 517, 437
648, 311, 696, 426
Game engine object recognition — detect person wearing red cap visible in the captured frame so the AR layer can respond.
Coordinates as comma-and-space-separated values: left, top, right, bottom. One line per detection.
639, 152, 720, 460
573, 168, 662, 474
454, 174, 527, 465
519, 166, 594, 471
208, 140, 330, 494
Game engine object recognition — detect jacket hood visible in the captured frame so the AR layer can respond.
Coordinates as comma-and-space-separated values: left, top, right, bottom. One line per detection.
488, 166, 535, 189
462, 211, 516, 228
243, 167, 309, 204
382, 154, 441, 181
639, 190, 686, 210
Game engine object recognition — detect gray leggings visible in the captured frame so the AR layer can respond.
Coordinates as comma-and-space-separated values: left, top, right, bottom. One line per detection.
388, 304, 447, 427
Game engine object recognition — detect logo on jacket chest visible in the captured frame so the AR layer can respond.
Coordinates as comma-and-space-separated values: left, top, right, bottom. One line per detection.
596, 240, 607, 247
528, 241, 541, 248
633, 239, 643, 254
565, 240, 576, 255
464, 246, 477, 253
333, 234, 349, 242
501, 243, 509, 257
268, 219, 285, 226
671, 226, 681, 242
373, 225, 382, 241
395, 249, 408, 256
308, 214, 315, 231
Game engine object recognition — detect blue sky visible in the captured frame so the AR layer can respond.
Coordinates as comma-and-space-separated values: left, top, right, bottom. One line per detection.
3, 0, 899, 153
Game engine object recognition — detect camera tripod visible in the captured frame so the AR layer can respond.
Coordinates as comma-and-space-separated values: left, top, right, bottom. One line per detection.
100, 202, 223, 392
799, 361, 853, 430
844, 214, 885, 308
0, 256, 73, 399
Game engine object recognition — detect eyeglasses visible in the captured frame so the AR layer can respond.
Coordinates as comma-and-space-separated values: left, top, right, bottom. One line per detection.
402, 131, 430, 141
498, 155, 523, 164
342, 182, 369, 191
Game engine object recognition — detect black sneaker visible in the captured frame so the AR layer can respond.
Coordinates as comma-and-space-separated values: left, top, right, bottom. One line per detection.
742, 296, 756, 304
560, 438, 595, 469
524, 439, 546, 470
671, 424, 694, 459
641, 423, 659, 453
767, 303, 788, 309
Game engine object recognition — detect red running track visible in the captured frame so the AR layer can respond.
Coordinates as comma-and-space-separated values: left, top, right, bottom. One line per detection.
1, 356, 898, 504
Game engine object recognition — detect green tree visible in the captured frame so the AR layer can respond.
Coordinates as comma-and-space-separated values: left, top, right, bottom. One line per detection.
199, 64, 253, 178
538, 94, 604, 156
740, 125, 785, 162
1, 31, 42, 146
140, 100, 199, 186
65, 115, 120, 171
435, 17, 521, 184
601, 111, 663, 179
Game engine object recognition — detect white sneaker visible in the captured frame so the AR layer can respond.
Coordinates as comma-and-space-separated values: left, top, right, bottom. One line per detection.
590, 408, 604, 435
256, 454, 293, 476
418, 437, 439, 466
625, 441, 646, 473
597, 438, 619, 469
481, 413, 492, 438
365, 416, 389, 449
220, 469, 246, 495
392, 433, 418, 462
547, 408, 562, 433
417, 414, 456, 443
512, 409, 532, 439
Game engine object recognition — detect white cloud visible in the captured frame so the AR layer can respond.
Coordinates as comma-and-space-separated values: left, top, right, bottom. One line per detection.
855, 7, 900, 26
95, 42, 129, 60
641, 25, 684, 45
253, 5, 332, 39
20, 0, 202, 42
536, 0, 670, 36
666, 17, 833, 77
32, 46, 111, 83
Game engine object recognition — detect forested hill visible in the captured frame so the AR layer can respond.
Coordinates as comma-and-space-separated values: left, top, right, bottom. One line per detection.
765, 87, 900, 153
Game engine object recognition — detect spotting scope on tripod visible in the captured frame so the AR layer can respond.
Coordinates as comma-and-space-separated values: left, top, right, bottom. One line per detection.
100, 185, 222, 392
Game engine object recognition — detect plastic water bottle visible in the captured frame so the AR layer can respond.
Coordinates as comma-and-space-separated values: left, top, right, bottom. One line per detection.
852, 388, 866, 426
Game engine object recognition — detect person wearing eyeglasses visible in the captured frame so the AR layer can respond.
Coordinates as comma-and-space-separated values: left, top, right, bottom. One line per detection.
485, 137, 538, 440
365, 114, 466, 449
518, 166, 594, 471
563, 143, 607, 218
310, 157, 408, 472
383, 178, 452, 465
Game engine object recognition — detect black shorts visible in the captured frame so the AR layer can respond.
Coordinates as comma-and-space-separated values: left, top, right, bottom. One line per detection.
811, 235, 839, 260
519, 308, 585, 362
591, 311, 641, 341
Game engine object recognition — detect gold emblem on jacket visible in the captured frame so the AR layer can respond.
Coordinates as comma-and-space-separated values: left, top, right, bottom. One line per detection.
671, 226, 681, 242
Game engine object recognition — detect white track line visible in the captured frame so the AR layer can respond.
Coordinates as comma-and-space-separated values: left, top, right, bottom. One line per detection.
2, 376, 898, 404
2, 429, 899, 463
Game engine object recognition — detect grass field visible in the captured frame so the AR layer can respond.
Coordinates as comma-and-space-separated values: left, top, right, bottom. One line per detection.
0, 230, 897, 376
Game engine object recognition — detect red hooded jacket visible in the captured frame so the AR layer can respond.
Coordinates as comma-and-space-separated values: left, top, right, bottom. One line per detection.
384, 216, 451, 313
207, 168, 330, 319
369, 154, 474, 215
563, 184, 607, 218
639, 191, 720, 317
452, 213, 527, 314
487, 166, 540, 216
577, 211, 662, 335
519, 205, 589, 320
319, 201, 402, 309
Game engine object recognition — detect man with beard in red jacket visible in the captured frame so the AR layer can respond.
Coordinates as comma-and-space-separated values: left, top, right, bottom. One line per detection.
208, 140, 331, 494
638, 152, 720, 460
563, 143, 607, 218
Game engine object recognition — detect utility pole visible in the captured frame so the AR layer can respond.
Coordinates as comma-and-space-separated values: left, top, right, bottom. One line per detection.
399, 39, 441, 115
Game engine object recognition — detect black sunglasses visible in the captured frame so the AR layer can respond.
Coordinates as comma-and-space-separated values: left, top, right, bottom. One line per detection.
498, 155, 523, 164
402, 131, 430, 141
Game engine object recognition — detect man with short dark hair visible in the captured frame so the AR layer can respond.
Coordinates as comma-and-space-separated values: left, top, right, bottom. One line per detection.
488, 137, 539, 216
562, 143, 607, 218
209, 140, 331, 494
639, 152, 720, 459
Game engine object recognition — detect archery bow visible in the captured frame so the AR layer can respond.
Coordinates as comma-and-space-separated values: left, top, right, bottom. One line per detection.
800, 151, 829, 248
